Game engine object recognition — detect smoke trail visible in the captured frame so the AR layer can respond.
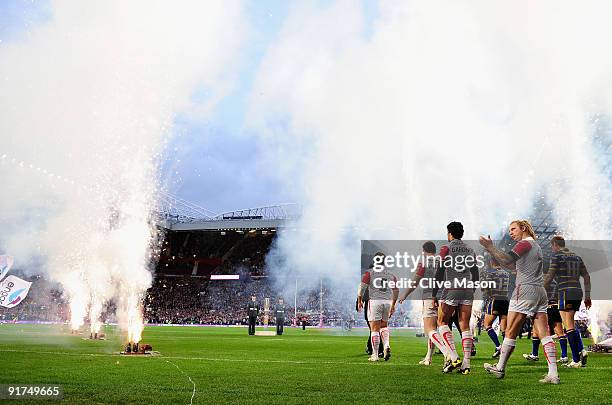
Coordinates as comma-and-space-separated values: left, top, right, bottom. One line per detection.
0, 1, 247, 337
248, 1, 612, 307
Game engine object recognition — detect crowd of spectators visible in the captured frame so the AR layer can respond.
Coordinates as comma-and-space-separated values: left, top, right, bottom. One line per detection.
3, 273, 611, 335
143, 276, 279, 325
1, 273, 368, 327
4, 231, 609, 334
144, 277, 207, 324
156, 230, 273, 278
220, 233, 274, 277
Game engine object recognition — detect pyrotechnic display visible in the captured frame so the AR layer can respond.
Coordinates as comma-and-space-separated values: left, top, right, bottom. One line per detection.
0, 1, 611, 403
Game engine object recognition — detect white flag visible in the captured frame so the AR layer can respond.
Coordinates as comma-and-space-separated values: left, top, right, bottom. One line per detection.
0, 275, 32, 308
0, 255, 14, 281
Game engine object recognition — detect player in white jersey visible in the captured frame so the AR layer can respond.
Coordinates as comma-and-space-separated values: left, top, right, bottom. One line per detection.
480, 220, 560, 384
432, 222, 479, 375
357, 253, 399, 362
398, 241, 449, 365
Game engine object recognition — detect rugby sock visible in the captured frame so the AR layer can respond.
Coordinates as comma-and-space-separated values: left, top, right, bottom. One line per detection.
497, 338, 516, 371
461, 331, 473, 368
531, 337, 540, 356
371, 332, 380, 356
439, 325, 458, 362
380, 327, 390, 349
541, 336, 559, 378
428, 330, 448, 357
559, 335, 568, 358
566, 329, 581, 363
425, 337, 434, 361
577, 330, 585, 351
486, 327, 500, 348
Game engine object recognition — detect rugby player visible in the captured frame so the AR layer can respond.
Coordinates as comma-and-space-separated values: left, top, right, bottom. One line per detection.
398, 241, 449, 365
432, 221, 479, 375
357, 253, 399, 362
482, 258, 510, 358
357, 266, 384, 358
543, 236, 591, 368
448, 309, 477, 357
523, 270, 568, 363
480, 220, 559, 384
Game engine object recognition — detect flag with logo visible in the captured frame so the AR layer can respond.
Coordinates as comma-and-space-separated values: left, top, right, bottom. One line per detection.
0, 275, 32, 308
0, 255, 14, 281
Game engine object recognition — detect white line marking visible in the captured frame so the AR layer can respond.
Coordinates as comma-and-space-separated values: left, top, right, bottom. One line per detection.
165, 359, 196, 405
0, 349, 609, 369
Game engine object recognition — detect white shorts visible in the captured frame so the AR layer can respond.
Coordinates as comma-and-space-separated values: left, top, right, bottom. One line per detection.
422, 299, 438, 318
508, 284, 548, 317
441, 299, 473, 307
367, 300, 392, 322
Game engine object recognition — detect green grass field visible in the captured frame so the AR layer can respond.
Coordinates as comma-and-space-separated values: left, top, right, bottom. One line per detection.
0, 324, 610, 404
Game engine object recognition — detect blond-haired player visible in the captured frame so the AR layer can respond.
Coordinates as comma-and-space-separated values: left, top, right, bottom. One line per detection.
480, 220, 559, 384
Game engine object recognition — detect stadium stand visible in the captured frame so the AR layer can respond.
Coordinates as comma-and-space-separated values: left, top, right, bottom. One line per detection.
3, 229, 608, 335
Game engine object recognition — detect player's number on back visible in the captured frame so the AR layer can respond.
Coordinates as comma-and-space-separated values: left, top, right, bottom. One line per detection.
565, 260, 580, 278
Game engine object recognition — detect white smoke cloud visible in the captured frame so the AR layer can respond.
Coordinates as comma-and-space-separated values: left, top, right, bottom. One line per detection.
248, 1, 612, 298
0, 1, 248, 336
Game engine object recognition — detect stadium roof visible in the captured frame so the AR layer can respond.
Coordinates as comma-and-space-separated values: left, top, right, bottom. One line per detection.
155, 192, 301, 230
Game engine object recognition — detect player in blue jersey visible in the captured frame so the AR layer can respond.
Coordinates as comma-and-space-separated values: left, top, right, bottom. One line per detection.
481, 258, 510, 358
544, 236, 591, 368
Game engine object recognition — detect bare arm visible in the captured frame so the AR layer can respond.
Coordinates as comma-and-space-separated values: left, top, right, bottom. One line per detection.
470, 264, 479, 282
390, 287, 399, 316
431, 266, 445, 301
582, 274, 591, 299
479, 236, 517, 270
544, 258, 557, 290
431, 247, 449, 300
391, 288, 399, 306
543, 256, 558, 290
398, 273, 422, 303
356, 282, 367, 311
581, 261, 591, 305
543, 269, 556, 290
357, 282, 367, 298
357, 271, 372, 312
485, 245, 516, 269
